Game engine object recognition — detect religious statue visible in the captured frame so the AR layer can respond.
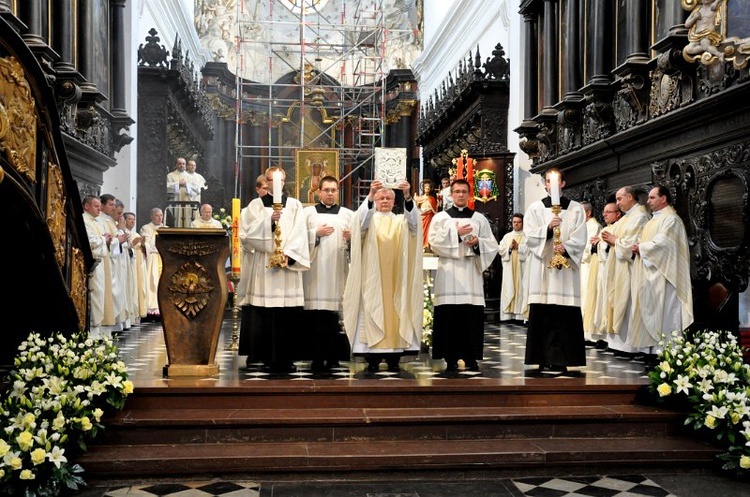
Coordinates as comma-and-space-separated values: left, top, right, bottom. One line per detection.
415, 179, 438, 251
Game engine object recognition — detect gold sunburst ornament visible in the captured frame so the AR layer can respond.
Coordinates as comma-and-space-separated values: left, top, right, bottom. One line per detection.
168, 261, 215, 319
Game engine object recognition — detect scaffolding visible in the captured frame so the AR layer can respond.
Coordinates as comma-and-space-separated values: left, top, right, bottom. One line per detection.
233, 0, 393, 205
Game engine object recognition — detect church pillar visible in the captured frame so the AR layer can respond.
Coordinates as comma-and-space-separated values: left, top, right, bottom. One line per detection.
515, 10, 540, 162
0, 0, 12, 12
110, 0, 127, 114
540, 0, 558, 111
578, 0, 615, 146
586, 0, 612, 86
612, 0, 650, 131
18, 0, 45, 45
77, 0, 99, 91
563, 0, 582, 99
51, 0, 75, 71
522, 13, 538, 120
663, 0, 688, 37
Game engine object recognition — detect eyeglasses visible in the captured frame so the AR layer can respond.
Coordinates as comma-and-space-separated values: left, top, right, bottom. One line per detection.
320, 188, 338, 193
603, 210, 619, 214
452, 190, 470, 195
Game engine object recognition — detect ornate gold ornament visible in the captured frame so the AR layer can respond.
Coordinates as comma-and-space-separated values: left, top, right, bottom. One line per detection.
0, 56, 37, 183
46, 161, 67, 267
682, 0, 750, 69
70, 247, 87, 332
267, 203, 288, 268
547, 205, 571, 270
167, 261, 215, 319
473, 168, 498, 203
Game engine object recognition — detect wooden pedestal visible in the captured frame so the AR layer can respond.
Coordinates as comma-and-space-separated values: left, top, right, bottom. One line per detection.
156, 228, 229, 377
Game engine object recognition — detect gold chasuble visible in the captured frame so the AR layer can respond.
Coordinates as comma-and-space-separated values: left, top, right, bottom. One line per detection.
373, 215, 406, 349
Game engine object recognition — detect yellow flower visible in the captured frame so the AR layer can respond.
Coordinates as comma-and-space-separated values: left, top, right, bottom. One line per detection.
80, 416, 93, 431
731, 412, 741, 425
740, 455, 750, 469
0, 439, 9, 457
19, 469, 35, 480
0, 469, 4, 479
10, 456, 22, 470
122, 380, 134, 395
30, 448, 46, 466
93, 408, 104, 423
705, 415, 717, 429
22, 413, 36, 428
16, 431, 34, 451
657, 383, 672, 397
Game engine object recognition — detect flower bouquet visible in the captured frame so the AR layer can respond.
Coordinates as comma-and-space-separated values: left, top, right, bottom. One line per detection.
214, 207, 233, 235
647, 330, 750, 478
0, 331, 133, 496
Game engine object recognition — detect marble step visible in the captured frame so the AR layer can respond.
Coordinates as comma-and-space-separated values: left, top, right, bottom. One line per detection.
97, 404, 685, 445
79, 436, 719, 477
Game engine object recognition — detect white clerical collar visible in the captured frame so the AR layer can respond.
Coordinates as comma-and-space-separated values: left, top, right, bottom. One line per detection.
456, 206, 466, 211
651, 209, 664, 218
623, 205, 637, 216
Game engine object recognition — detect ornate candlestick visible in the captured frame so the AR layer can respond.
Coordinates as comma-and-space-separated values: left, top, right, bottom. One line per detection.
267, 203, 287, 268
226, 271, 240, 350
548, 204, 571, 270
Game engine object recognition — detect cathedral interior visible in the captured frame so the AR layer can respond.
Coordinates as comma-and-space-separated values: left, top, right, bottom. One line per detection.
2, 0, 750, 493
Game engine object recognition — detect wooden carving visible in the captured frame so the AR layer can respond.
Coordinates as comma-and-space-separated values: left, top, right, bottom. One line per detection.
46, 161, 67, 267
0, 56, 37, 183
71, 247, 87, 332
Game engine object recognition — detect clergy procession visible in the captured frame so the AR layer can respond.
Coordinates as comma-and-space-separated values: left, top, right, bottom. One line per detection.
84, 162, 693, 376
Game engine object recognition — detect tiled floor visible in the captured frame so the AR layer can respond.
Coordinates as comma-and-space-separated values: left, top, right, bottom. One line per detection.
81, 472, 749, 496
83, 320, 749, 497
116, 318, 650, 387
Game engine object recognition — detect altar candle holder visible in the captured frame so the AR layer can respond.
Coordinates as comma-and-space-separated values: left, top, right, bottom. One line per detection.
548, 204, 571, 270
266, 203, 288, 268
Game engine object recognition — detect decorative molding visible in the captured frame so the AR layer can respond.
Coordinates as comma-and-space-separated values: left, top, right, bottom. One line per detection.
46, 161, 67, 268
71, 247, 87, 332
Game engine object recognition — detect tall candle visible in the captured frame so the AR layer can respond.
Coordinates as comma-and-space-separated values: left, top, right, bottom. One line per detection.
549, 171, 560, 205
272, 170, 282, 204
231, 197, 241, 274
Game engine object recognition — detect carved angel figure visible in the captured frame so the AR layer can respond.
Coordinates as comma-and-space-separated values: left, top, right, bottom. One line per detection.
684, 0, 725, 64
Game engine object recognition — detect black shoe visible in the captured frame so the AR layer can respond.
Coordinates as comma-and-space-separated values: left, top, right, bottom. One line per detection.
445, 362, 458, 372
595, 340, 608, 349
465, 360, 479, 371
386, 362, 400, 372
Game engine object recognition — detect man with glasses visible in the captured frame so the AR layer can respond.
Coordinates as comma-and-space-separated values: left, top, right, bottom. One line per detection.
428, 179, 499, 373
302, 176, 354, 372
584, 202, 622, 349
343, 179, 423, 373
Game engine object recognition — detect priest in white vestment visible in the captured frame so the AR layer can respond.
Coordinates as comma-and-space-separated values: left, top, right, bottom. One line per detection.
124, 212, 148, 320
524, 168, 588, 373
429, 179, 498, 372
342, 180, 422, 373
83, 196, 110, 339
238, 167, 310, 373
186, 160, 207, 203
601, 186, 651, 356
631, 186, 693, 350
580, 201, 602, 342
585, 203, 622, 347
191, 204, 224, 228
498, 213, 529, 322
98, 194, 128, 333
302, 176, 354, 372
166, 157, 200, 227
139, 208, 165, 320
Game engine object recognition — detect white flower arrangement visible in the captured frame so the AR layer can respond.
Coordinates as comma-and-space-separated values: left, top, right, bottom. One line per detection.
213, 207, 233, 235
647, 330, 750, 478
0, 331, 133, 496
421, 276, 434, 347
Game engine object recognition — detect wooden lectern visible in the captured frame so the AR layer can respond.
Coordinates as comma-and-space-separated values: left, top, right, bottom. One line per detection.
156, 228, 229, 376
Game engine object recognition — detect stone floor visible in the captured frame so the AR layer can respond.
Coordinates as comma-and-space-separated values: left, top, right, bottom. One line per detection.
74, 319, 749, 496
117, 320, 650, 386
